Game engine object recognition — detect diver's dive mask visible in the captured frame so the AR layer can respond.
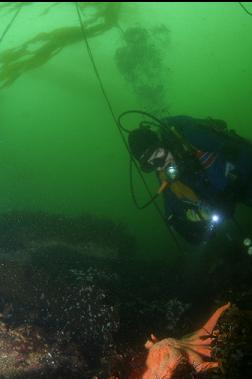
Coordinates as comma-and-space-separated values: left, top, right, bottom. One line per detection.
139, 147, 171, 173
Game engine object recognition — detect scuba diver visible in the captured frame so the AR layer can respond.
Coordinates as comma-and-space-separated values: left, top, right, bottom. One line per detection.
127, 115, 252, 244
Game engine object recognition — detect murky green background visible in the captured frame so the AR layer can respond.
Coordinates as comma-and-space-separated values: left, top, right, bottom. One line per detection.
1, 2, 252, 258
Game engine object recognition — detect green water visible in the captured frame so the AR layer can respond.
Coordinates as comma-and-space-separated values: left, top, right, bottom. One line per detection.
0, 2, 252, 258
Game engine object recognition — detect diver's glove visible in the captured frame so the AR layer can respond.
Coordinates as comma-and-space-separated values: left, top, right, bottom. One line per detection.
186, 204, 212, 222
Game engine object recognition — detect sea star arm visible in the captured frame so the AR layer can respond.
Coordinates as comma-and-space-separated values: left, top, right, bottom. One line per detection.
201, 302, 231, 335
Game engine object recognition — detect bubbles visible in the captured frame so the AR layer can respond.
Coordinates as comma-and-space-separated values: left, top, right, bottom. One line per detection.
115, 25, 170, 115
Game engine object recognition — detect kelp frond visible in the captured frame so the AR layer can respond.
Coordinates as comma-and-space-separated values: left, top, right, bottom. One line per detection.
0, 2, 64, 15
0, 2, 122, 88
0, 2, 36, 13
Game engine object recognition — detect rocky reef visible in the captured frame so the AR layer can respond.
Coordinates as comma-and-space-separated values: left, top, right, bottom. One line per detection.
0, 211, 251, 378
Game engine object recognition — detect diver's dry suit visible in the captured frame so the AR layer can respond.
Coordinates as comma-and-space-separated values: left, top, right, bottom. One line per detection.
160, 115, 252, 244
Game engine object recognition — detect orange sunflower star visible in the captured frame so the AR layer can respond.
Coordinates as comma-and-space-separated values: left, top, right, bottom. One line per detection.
133, 302, 230, 379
